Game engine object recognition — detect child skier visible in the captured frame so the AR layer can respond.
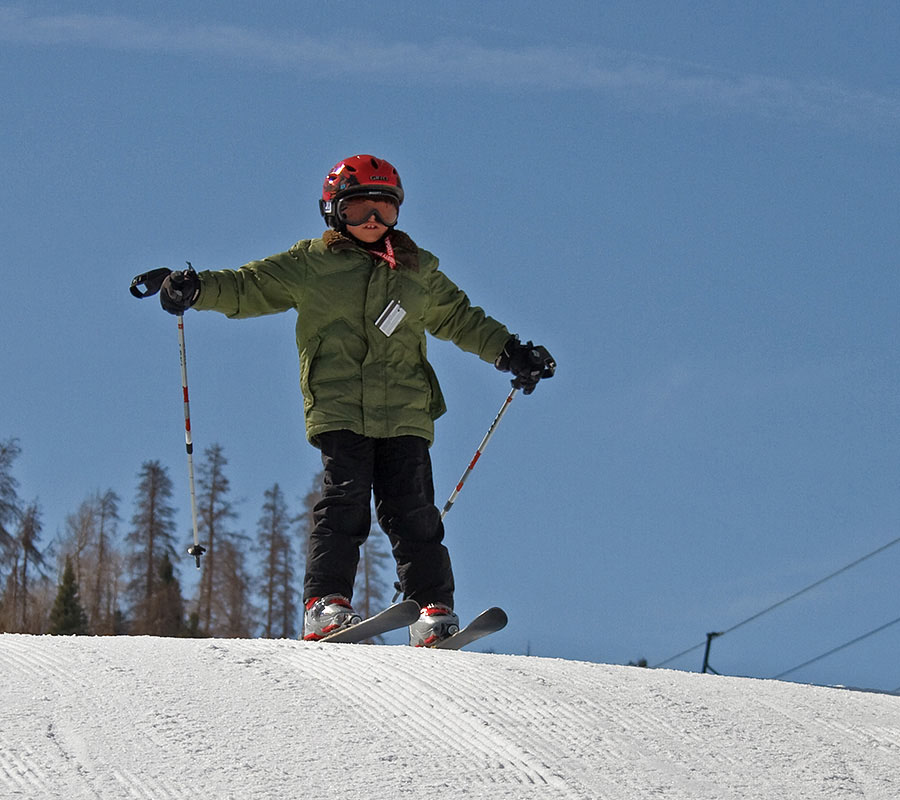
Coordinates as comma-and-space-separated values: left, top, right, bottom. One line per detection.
158, 154, 555, 645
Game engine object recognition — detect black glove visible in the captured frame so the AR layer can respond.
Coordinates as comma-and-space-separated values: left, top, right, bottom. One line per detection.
495, 335, 556, 395
159, 268, 201, 315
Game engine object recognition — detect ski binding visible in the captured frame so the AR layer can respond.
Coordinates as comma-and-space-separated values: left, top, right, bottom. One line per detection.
316, 599, 420, 644
432, 606, 508, 651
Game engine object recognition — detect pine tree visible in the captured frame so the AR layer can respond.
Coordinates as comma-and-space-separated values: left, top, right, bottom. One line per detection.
1, 502, 50, 632
211, 539, 255, 637
92, 490, 122, 634
257, 483, 297, 638
146, 553, 185, 637
0, 563, 19, 632
16, 502, 48, 632
194, 444, 239, 636
48, 556, 88, 635
126, 461, 179, 634
0, 438, 23, 579
61, 490, 122, 635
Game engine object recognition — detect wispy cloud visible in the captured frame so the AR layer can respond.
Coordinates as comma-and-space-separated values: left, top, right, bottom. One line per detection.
2, 7, 898, 132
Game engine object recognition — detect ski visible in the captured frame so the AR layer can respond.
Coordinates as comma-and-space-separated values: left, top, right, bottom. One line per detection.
316, 599, 420, 644
432, 606, 508, 651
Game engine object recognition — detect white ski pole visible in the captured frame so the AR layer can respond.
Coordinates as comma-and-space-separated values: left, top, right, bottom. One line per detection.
441, 388, 518, 520
177, 310, 205, 569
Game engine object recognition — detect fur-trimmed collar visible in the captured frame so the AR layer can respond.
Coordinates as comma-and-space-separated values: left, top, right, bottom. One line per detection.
322, 229, 420, 271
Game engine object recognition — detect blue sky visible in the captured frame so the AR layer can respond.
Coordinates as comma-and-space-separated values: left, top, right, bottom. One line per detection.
2, 2, 899, 690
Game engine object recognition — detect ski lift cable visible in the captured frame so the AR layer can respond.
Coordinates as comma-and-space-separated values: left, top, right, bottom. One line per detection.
772, 614, 900, 680
652, 533, 900, 669
720, 533, 900, 639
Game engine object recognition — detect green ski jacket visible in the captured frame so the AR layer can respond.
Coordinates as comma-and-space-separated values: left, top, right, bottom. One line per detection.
194, 230, 511, 445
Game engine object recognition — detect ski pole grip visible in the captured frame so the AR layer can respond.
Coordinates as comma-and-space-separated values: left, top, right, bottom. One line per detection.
130, 267, 172, 299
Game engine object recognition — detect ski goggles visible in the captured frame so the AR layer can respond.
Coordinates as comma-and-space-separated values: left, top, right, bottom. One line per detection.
337, 194, 400, 227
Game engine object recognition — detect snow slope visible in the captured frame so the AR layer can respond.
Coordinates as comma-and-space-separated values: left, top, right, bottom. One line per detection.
1, 634, 898, 799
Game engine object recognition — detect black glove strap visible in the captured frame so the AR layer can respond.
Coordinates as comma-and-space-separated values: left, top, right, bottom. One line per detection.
130, 267, 172, 299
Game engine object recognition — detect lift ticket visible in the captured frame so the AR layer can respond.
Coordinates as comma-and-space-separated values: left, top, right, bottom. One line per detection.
375, 300, 407, 337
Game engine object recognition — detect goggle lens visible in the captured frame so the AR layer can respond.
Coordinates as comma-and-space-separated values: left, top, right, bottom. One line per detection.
337, 195, 399, 227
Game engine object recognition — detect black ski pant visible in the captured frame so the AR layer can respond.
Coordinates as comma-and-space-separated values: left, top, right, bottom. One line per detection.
303, 430, 454, 609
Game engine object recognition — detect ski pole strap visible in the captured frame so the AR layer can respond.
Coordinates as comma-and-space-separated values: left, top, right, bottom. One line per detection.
129, 267, 171, 299
441, 388, 518, 520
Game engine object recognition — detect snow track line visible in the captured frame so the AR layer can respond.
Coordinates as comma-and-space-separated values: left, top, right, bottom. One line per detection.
0, 745, 55, 798
0, 633, 83, 690
6, 635, 899, 799
1, 636, 194, 800
609, 671, 897, 799
354, 650, 586, 796
214, 639, 589, 798
751, 687, 897, 798
315, 644, 591, 799
112, 767, 187, 800
762, 684, 900, 756
44, 719, 106, 800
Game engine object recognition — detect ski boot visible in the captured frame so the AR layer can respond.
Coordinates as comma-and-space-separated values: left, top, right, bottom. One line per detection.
409, 603, 460, 647
302, 594, 362, 641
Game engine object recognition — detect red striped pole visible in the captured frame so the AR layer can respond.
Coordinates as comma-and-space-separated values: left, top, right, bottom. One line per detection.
441, 388, 518, 520
129, 265, 205, 567
177, 313, 204, 568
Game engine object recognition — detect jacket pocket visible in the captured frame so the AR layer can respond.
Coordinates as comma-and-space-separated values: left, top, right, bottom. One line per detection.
299, 333, 321, 412
300, 319, 368, 413
419, 341, 447, 420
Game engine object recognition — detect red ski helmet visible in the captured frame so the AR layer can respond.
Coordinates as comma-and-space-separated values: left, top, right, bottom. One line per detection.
320, 154, 404, 228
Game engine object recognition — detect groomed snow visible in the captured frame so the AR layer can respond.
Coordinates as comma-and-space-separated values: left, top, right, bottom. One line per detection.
1, 634, 898, 799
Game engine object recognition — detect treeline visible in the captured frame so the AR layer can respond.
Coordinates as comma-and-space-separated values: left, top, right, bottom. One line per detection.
0, 438, 391, 638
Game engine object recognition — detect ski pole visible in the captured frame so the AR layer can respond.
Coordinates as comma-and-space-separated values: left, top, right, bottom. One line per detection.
130, 264, 206, 568
441, 387, 518, 520
177, 310, 205, 569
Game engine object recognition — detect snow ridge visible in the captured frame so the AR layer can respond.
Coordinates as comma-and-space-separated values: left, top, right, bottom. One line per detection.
1, 634, 898, 799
